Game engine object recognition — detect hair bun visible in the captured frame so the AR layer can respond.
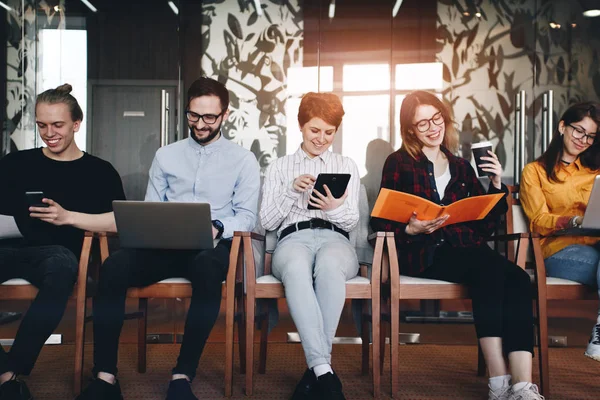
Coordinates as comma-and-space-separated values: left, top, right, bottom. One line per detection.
55, 84, 73, 95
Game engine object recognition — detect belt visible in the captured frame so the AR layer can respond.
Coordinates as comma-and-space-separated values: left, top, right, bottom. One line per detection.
279, 218, 349, 241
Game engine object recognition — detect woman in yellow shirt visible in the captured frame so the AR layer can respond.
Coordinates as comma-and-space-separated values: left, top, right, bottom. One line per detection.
520, 101, 600, 361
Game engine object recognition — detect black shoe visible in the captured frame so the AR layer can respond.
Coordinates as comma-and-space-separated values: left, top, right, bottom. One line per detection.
315, 372, 345, 400
165, 379, 198, 400
290, 369, 318, 400
0, 379, 33, 400
75, 378, 123, 400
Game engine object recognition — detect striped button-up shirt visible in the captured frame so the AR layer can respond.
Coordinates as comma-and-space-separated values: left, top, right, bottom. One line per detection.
260, 147, 360, 237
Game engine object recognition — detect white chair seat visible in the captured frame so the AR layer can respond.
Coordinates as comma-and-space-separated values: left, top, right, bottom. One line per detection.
399, 275, 454, 285
156, 278, 191, 284
256, 274, 370, 285
1, 279, 31, 286
526, 271, 583, 285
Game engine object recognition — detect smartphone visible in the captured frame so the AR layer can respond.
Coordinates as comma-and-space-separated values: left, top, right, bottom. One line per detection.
25, 191, 49, 208
307, 173, 351, 210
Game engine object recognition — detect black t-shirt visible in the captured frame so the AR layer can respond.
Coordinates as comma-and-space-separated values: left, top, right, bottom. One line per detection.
0, 148, 126, 255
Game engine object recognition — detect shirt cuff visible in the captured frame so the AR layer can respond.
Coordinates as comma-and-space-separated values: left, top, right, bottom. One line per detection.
325, 203, 347, 219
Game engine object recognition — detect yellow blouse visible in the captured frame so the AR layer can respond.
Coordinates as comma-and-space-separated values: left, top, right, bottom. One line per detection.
520, 159, 600, 259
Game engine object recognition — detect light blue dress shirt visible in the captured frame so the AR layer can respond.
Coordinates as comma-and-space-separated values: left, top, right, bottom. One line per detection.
145, 135, 260, 239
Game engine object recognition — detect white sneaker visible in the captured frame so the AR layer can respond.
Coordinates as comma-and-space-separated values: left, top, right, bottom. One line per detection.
584, 323, 600, 362
509, 383, 544, 400
488, 384, 511, 400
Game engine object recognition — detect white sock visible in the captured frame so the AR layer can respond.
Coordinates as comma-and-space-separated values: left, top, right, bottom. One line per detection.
312, 363, 333, 378
512, 382, 531, 392
489, 374, 511, 391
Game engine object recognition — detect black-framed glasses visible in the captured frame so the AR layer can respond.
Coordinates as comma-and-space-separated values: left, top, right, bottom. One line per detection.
185, 110, 225, 124
569, 124, 597, 145
414, 112, 445, 133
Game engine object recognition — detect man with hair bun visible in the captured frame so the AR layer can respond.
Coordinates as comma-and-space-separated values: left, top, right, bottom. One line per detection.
0, 84, 125, 400
260, 92, 360, 400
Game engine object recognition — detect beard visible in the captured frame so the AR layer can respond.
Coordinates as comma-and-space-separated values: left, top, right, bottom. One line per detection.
189, 122, 222, 145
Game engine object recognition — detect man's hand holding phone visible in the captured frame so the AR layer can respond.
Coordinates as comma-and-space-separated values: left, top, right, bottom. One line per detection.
26, 192, 72, 226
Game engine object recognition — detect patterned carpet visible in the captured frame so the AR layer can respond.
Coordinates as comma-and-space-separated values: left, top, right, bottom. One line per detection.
21, 343, 600, 399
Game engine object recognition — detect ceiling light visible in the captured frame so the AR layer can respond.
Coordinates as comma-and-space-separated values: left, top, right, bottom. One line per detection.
53, 5, 61, 12
392, 0, 404, 17
328, 0, 335, 19
0, 1, 11, 11
254, 0, 263, 16
475, 12, 482, 18
571, 22, 577, 27
80, 0, 97, 12
167, 1, 178, 15
583, 9, 600, 17
463, 11, 470, 16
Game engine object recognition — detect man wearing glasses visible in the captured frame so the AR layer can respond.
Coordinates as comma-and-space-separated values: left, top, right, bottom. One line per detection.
77, 77, 260, 400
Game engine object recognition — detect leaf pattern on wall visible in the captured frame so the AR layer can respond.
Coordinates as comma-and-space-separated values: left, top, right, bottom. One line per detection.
437, 0, 600, 178
4, 0, 65, 152
200, 0, 303, 172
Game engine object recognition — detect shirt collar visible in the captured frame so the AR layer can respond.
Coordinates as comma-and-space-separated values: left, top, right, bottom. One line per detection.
293, 145, 332, 164
187, 133, 226, 154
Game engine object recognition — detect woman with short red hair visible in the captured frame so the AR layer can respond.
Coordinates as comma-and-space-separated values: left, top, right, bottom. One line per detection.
260, 92, 360, 400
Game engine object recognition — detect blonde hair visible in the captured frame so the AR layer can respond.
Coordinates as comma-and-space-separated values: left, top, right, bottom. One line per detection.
36, 84, 83, 122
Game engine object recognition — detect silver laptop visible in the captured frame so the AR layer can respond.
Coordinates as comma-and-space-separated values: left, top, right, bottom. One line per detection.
553, 175, 600, 236
113, 201, 214, 249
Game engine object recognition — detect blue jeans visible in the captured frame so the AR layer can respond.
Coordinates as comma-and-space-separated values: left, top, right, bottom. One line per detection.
272, 229, 358, 368
544, 244, 600, 301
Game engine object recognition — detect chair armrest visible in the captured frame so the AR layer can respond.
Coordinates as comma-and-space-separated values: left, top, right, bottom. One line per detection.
233, 231, 265, 241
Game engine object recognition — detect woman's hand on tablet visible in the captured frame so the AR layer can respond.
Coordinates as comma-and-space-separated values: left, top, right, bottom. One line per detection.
308, 185, 348, 211
293, 174, 317, 193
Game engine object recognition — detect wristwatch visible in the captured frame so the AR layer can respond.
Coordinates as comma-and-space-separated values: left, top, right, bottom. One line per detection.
570, 216, 581, 228
212, 219, 224, 239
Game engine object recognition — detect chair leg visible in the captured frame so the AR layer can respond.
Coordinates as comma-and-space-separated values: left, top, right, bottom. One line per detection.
73, 296, 86, 395
372, 293, 381, 398
225, 288, 236, 397
237, 294, 247, 375
536, 299, 550, 397
361, 315, 370, 376
379, 318, 386, 374
390, 299, 399, 400
245, 293, 256, 396
477, 343, 487, 377
258, 315, 269, 374
138, 298, 148, 373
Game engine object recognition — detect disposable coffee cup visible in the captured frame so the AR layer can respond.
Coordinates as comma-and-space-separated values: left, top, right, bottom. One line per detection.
471, 141, 493, 177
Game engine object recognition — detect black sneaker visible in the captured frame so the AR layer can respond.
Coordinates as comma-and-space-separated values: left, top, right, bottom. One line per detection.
0, 379, 33, 400
165, 379, 198, 400
75, 378, 123, 400
315, 372, 345, 400
290, 368, 318, 400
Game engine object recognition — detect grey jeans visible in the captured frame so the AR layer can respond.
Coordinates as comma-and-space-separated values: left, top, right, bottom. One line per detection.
272, 228, 359, 368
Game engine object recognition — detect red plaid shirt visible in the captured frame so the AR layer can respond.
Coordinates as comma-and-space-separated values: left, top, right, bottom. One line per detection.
370, 147, 508, 276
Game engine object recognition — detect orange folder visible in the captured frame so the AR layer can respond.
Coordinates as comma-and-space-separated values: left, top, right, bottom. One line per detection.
371, 188, 505, 227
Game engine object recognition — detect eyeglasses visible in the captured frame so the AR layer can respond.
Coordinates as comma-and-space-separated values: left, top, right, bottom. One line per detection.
414, 112, 445, 133
185, 110, 225, 124
569, 124, 597, 145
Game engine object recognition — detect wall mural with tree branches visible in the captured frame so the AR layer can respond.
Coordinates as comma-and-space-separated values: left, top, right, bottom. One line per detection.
200, 0, 303, 172
438, 0, 600, 179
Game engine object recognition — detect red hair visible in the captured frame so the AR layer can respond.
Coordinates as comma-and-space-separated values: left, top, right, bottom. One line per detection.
298, 92, 345, 129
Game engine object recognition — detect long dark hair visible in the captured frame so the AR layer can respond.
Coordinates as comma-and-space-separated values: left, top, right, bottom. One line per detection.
537, 102, 600, 182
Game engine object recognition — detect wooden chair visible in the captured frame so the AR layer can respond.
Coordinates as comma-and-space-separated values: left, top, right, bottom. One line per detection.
385, 186, 541, 399
241, 185, 386, 397
95, 232, 247, 397
0, 216, 95, 396
507, 184, 599, 397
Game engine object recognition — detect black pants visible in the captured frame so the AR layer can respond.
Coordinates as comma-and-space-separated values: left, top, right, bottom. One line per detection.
92, 240, 231, 380
0, 245, 78, 375
419, 244, 534, 355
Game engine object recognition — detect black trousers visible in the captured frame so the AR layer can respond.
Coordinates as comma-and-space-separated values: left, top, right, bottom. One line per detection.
419, 244, 534, 355
92, 240, 231, 380
0, 245, 78, 375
